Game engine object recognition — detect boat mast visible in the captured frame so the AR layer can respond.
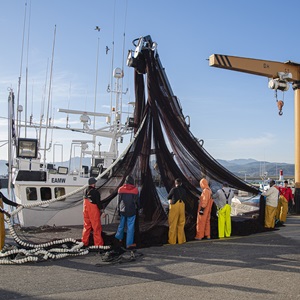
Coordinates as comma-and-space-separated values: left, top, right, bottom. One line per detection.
43, 25, 56, 166
7, 89, 15, 198
16, 1, 28, 138
24, 0, 32, 138
39, 59, 49, 143
93, 29, 101, 160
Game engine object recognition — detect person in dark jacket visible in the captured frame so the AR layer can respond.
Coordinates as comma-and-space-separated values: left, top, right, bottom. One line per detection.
167, 178, 187, 244
0, 182, 21, 250
115, 175, 139, 249
81, 177, 104, 246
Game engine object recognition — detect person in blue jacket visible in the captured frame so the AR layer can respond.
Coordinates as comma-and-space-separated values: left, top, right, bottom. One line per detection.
115, 175, 139, 249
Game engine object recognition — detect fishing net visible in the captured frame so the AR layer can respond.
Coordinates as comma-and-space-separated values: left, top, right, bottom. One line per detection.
1, 37, 263, 264
93, 42, 261, 245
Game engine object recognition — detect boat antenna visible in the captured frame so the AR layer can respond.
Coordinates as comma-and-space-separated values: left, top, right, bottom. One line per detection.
16, 1, 28, 137
120, 0, 128, 112
30, 80, 34, 125
93, 28, 101, 158
108, 0, 117, 126
24, 0, 32, 137
94, 31, 101, 130
43, 25, 56, 167
39, 58, 49, 142
66, 81, 71, 128
7, 89, 15, 198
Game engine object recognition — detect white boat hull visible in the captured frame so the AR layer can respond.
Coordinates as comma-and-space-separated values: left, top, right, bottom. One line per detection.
14, 173, 119, 228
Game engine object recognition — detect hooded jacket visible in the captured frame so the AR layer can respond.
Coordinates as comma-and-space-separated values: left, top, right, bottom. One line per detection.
199, 178, 212, 209
118, 183, 139, 217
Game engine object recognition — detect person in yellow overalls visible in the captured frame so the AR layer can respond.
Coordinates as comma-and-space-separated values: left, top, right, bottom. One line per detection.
167, 178, 187, 244
262, 180, 279, 229
0, 182, 20, 250
213, 182, 234, 238
275, 180, 294, 225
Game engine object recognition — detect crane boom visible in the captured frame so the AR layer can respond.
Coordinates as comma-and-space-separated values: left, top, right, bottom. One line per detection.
209, 54, 300, 81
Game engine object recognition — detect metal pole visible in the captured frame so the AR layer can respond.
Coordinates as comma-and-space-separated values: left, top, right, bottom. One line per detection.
294, 85, 300, 213
7, 90, 13, 198
294, 87, 300, 183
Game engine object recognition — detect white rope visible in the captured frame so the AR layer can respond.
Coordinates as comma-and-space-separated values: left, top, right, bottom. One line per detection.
2, 116, 146, 264
0, 217, 110, 264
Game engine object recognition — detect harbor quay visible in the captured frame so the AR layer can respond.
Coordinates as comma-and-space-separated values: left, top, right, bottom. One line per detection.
1, 215, 299, 300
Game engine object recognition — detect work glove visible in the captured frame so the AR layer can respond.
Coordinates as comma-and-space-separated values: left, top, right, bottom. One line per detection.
199, 207, 205, 215
165, 207, 169, 215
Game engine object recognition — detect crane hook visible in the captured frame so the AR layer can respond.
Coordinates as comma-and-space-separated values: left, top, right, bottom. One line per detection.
277, 100, 284, 116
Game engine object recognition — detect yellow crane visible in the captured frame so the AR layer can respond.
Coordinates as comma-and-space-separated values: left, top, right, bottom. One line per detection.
209, 54, 300, 186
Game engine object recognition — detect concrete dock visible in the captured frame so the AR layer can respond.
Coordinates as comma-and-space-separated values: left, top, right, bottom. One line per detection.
1, 215, 300, 300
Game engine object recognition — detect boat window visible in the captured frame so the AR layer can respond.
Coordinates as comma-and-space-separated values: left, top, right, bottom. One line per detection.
55, 187, 66, 199
26, 187, 37, 201
40, 187, 52, 201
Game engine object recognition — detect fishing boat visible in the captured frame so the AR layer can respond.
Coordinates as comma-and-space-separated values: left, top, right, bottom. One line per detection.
4, 14, 136, 228
7, 62, 134, 228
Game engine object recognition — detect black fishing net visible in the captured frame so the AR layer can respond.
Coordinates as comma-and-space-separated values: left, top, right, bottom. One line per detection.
95, 42, 261, 246
4, 38, 263, 257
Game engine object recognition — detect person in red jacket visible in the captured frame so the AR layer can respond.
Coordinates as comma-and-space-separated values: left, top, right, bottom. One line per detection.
195, 178, 213, 240
115, 175, 139, 249
276, 180, 294, 224
81, 177, 104, 247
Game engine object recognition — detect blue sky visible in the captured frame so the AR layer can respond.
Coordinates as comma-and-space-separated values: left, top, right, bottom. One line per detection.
0, 0, 298, 164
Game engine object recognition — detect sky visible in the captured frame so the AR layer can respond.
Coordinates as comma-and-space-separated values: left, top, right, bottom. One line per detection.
0, 0, 299, 166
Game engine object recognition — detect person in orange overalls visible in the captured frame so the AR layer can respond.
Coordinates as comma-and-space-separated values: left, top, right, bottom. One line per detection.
81, 177, 104, 247
195, 178, 213, 240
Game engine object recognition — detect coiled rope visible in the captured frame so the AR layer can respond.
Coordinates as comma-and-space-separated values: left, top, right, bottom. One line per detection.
1, 116, 146, 264
0, 215, 110, 264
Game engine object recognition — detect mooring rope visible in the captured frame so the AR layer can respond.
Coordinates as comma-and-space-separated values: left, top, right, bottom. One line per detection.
0, 213, 110, 264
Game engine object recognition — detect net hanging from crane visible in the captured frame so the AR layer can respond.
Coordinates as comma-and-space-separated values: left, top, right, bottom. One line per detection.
96, 40, 261, 245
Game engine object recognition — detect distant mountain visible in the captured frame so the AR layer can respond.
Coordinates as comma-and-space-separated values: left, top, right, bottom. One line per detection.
227, 158, 257, 165
217, 159, 294, 178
